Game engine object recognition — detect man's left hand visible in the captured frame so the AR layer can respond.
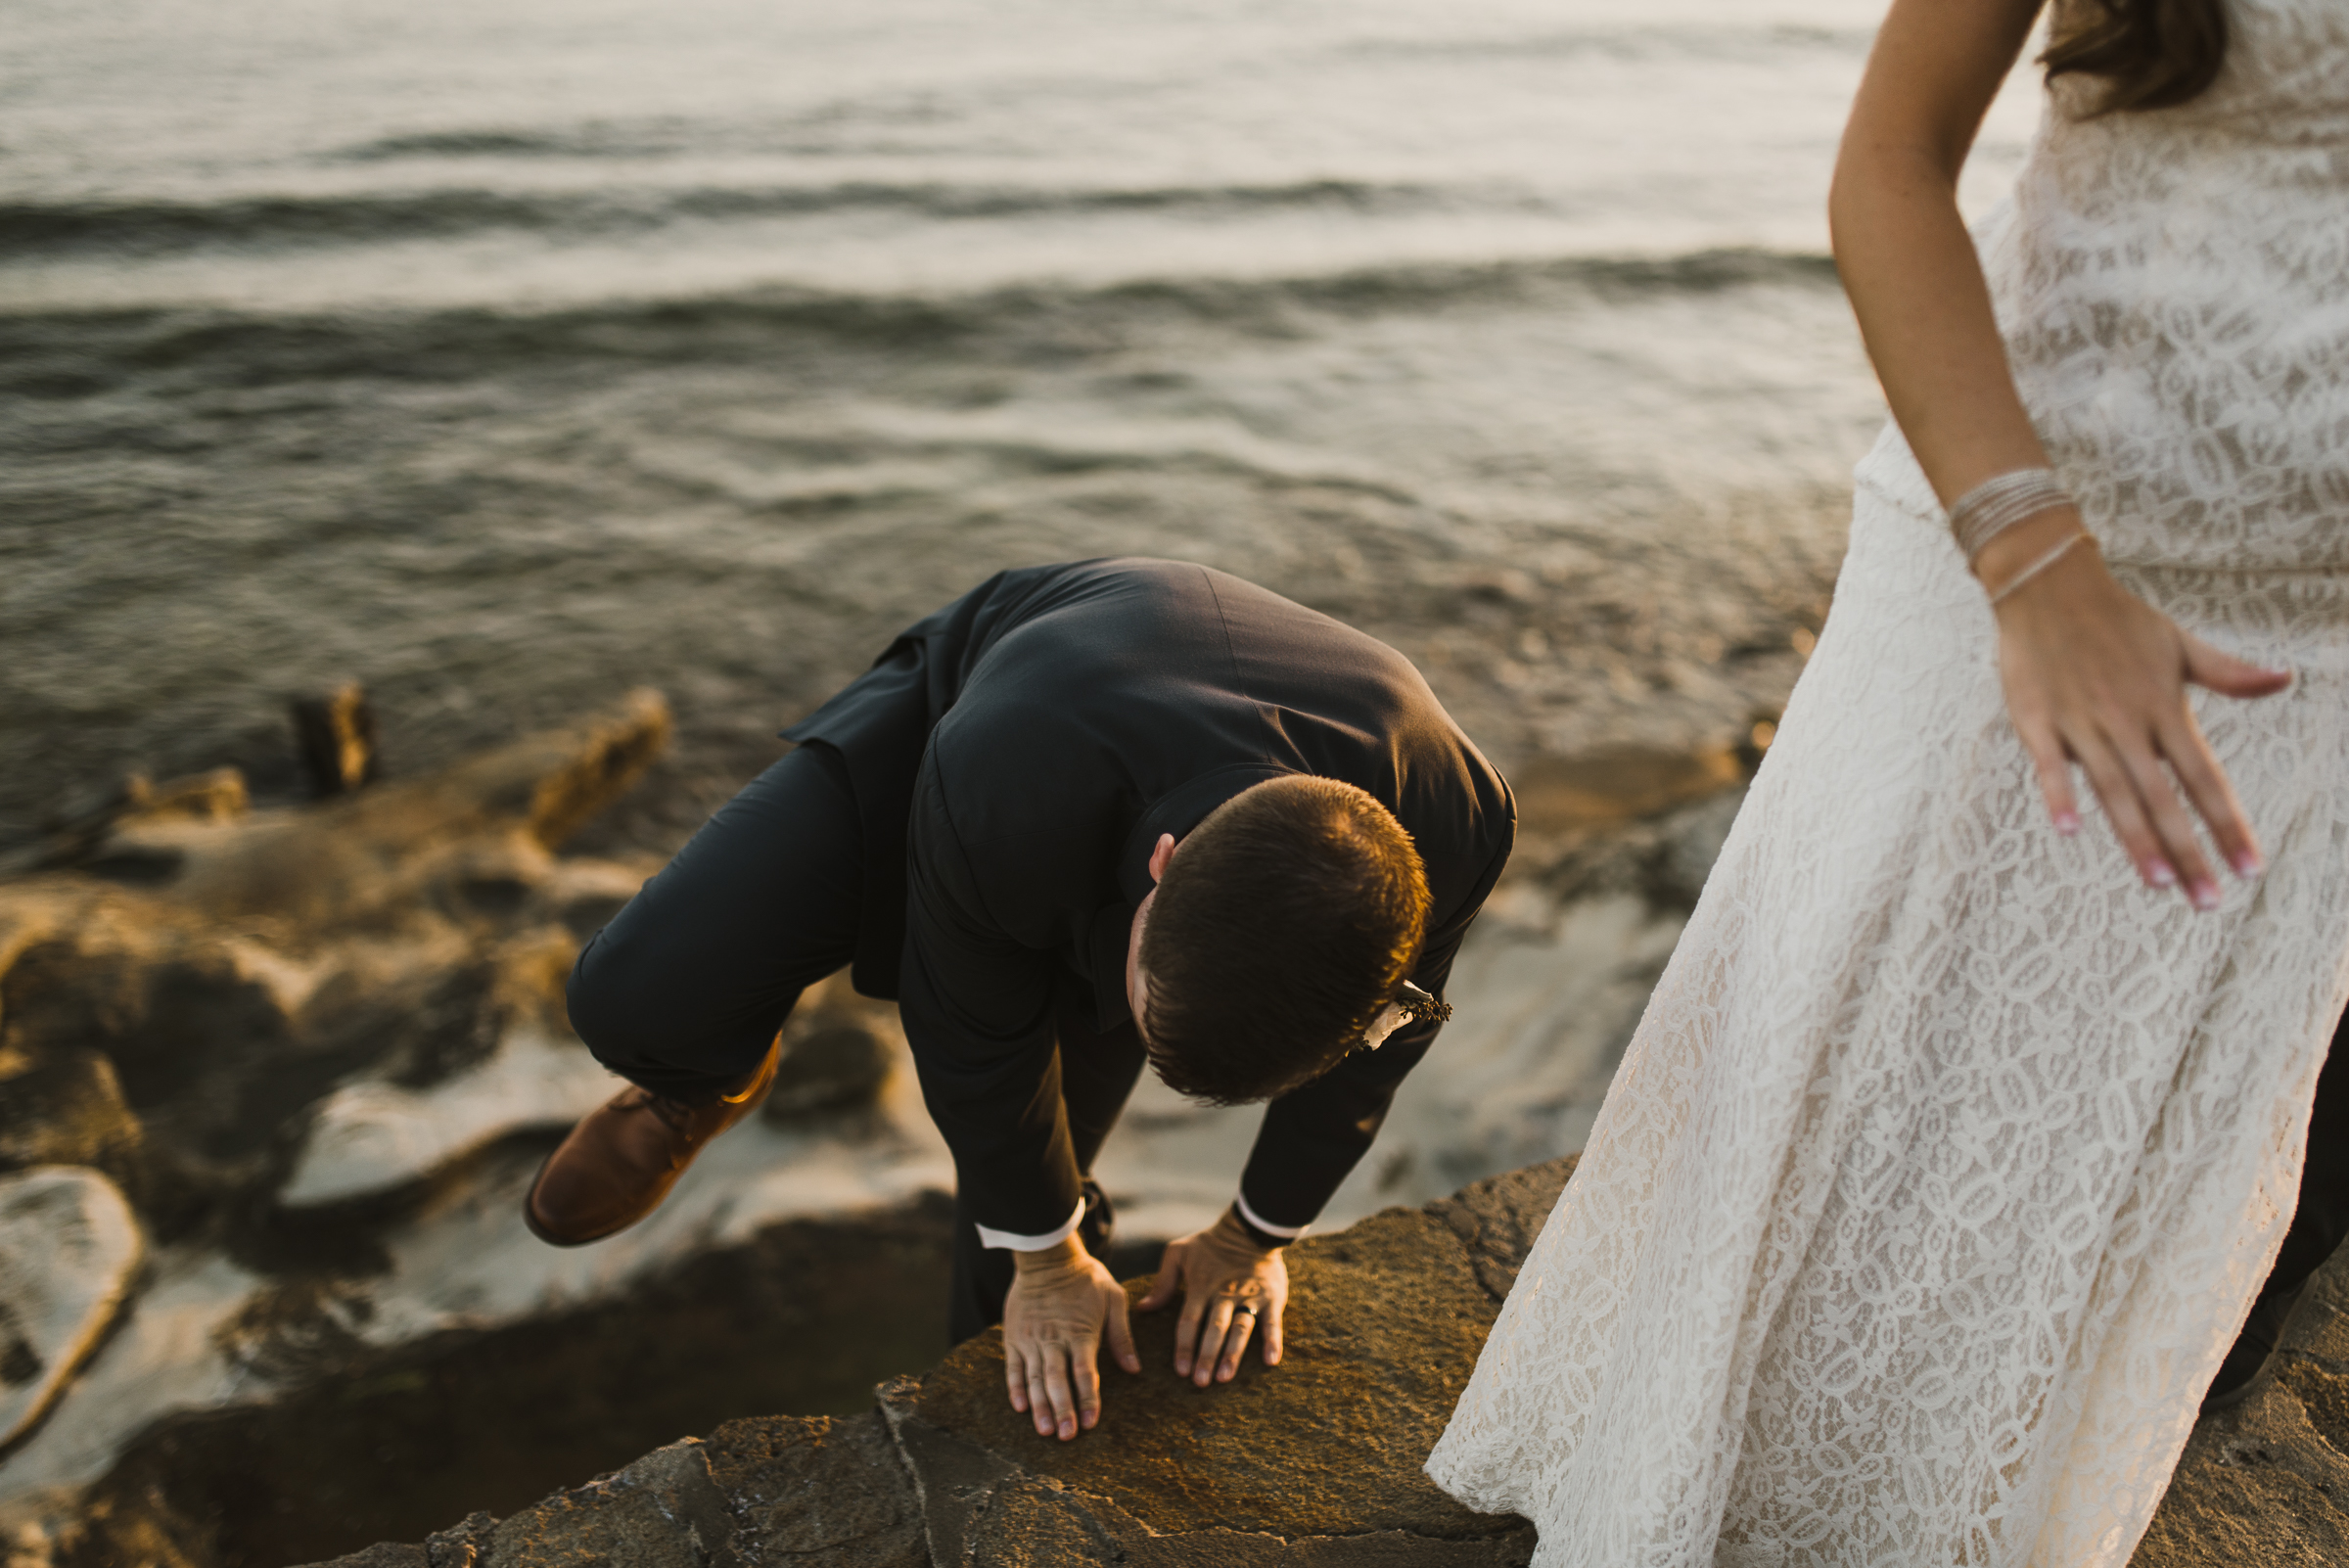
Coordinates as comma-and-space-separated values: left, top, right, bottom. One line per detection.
1139, 1208, 1288, 1386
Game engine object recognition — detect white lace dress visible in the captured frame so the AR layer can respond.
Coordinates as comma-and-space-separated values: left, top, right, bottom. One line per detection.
1426, 4, 2349, 1564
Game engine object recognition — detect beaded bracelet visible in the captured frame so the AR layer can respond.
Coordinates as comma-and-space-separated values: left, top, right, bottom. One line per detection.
1948, 467, 2075, 563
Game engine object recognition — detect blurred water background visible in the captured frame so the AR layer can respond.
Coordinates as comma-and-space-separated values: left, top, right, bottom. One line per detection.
2, 0, 2040, 852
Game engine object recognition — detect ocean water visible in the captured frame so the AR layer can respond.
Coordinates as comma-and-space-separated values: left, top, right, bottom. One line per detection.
0, 0, 2043, 845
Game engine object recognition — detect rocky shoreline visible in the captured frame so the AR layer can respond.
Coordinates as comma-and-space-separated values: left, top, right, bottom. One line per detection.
0, 693, 959, 1565
313, 1158, 1586, 1568
6, 690, 2347, 1567
0, 687, 1753, 1565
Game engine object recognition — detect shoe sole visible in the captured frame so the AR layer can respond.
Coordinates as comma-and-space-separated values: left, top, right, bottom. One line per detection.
522, 1040, 782, 1247
522, 1145, 645, 1247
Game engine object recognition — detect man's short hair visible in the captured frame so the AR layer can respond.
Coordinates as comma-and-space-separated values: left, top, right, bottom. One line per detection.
1138, 775, 1432, 1105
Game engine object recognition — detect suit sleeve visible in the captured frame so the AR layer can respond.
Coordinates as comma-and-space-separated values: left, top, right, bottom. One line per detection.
1234, 820, 1516, 1236
897, 753, 1086, 1241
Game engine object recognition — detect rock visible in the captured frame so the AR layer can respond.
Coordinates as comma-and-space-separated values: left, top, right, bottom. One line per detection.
321, 1545, 426, 1568
306, 1415, 927, 1568
701, 1413, 928, 1567
0, 1050, 145, 1198
532, 858, 651, 941
116, 769, 253, 831
1304, 886, 1670, 1217
904, 1201, 1537, 1553
763, 1020, 895, 1121
3, 934, 298, 1138
477, 1437, 741, 1568
1424, 1159, 1579, 1305
45, 1198, 958, 1568
303, 1163, 1573, 1567
391, 1425, 907, 1568
0, 693, 673, 1222
291, 684, 382, 799
426, 1511, 501, 1568
0, 696, 701, 1516
1645, 787, 1745, 911
303, 1511, 496, 1568
0, 768, 251, 881
0, 917, 334, 1215
291, 1147, 2349, 1568
278, 1026, 617, 1210
74, 688, 670, 926
0, 1168, 142, 1450
1508, 744, 1741, 834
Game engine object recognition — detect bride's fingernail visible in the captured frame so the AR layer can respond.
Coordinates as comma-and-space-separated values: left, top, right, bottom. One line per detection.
2144, 859, 2178, 889
2190, 879, 2221, 910
2052, 810, 2081, 836
2234, 850, 2266, 877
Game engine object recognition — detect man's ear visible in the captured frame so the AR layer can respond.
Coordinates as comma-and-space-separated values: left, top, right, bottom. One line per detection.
1146, 832, 1177, 884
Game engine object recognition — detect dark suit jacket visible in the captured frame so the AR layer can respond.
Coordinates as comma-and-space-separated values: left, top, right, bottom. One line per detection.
784, 559, 1514, 1240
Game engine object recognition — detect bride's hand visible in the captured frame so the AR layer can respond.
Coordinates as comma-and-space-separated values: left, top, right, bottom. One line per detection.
1986, 511, 2292, 908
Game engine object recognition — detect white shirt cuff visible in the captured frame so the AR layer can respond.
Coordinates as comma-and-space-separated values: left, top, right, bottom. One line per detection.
1235, 1189, 1311, 1240
975, 1194, 1088, 1252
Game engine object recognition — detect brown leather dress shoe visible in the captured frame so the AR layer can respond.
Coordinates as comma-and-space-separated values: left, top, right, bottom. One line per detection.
524, 1038, 782, 1246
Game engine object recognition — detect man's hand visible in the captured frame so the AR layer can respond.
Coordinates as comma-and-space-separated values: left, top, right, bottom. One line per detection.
1139, 1208, 1289, 1387
1003, 1236, 1139, 1441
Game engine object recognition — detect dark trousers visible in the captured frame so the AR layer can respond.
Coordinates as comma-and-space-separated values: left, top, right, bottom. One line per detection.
569, 742, 864, 1100
2263, 1005, 2349, 1303
565, 741, 1142, 1342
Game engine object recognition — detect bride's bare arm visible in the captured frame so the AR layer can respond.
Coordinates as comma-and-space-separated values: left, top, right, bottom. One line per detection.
1828, 0, 2288, 906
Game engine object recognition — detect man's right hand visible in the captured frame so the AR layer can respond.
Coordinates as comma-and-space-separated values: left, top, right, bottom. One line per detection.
1003, 1236, 1139, 1440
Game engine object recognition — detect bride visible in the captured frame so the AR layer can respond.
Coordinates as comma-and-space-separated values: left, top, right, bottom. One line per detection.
1426, 0, 2349, 1563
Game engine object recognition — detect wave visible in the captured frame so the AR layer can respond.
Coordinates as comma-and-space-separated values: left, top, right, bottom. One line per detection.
0, 249, 1836, 400
1338, 21, 1874, 64
335, 129, 633, 161
0, 177, 1468, 259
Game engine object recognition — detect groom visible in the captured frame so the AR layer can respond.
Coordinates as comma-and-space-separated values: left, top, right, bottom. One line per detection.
529, 559, 1515, 1441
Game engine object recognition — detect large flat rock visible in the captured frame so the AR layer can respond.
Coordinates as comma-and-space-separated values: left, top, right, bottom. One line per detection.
877, 1160, 1581, 1566
303, 1159, 1576, 1568
270, 1148, 2349, 1568
907, 1207, 1512, 1543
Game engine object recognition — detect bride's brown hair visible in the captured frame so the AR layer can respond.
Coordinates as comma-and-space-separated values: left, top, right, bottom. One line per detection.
2042, 0, 2231, 115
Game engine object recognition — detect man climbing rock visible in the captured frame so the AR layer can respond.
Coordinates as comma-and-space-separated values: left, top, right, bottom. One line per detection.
530, 558, 1514, 1440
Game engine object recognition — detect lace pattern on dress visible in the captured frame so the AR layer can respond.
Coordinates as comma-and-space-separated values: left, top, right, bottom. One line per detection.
1426, 3, 2349, 1561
